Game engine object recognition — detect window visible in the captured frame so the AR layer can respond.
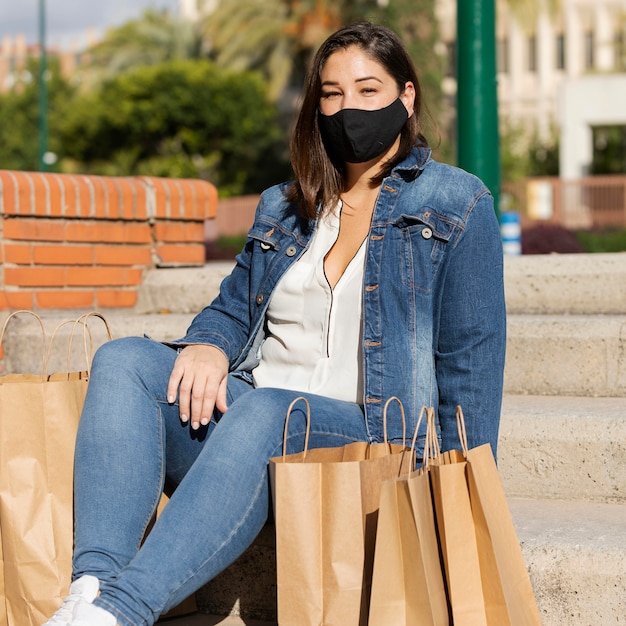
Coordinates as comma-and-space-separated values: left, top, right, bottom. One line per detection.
584, 30, 595, 69
445, 41, 456, 78
616, 30, 625, 71
556, 33, 566, 70
497, 37, 509, 73
528, 35, 537, 72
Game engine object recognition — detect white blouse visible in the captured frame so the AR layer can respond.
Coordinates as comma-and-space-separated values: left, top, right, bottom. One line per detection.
252, 203, 366, 404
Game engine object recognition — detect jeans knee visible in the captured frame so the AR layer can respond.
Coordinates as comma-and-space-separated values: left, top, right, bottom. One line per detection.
226, 388, 309, 443
91, 337, 174, 380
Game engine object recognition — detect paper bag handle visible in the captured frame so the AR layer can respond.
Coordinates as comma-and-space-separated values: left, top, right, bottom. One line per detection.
0, 309, 47, 378
407, 406, 440, 471
281, 396, 311, 461
382, 396, 407, 446
455, 405, 469, 456
68, 312, 113, 376
47, 312, 113, 378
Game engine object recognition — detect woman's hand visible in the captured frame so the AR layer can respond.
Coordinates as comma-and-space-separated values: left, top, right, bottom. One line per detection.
167, 345, 229, 430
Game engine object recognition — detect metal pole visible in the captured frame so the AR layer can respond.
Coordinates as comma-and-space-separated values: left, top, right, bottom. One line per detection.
38, 0, 48, 172
457, 0, 500, 216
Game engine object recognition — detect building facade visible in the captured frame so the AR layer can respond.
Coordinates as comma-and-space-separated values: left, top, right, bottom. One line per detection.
438, 0, 626, 145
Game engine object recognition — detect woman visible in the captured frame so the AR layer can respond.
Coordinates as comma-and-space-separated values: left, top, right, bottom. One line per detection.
44, 21, 506, 626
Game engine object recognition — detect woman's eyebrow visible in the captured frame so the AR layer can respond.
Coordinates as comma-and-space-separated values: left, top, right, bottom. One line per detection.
321, 75, 383, 86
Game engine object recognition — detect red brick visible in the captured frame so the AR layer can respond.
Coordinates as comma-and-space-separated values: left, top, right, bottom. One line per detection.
101, 177, 122, 219
154, 221, 205, 243
154, 221, 186, 242
33, 244, 94, 265
65, 221, 117, 243
95, 246, 151, 266
148, 177, 169, 219
31, 173, 50, 217
3, 243, 32, 264
133, 180, 148, 220
156, 244, 205, 265
123, 223, 152, 244
90, 176, 108, 219
165, 180, 183, 219
35, 290, 95, 309
46, 174, 65, 218
3, 291, 35, 310
4, 267, 66, 287
66, 266, 143, 287
0, 171, 18, 215
2, 218, 66, 241
96, 289, 138, 308
118, 178, 138, 220
15, 172, 34, 215
61, 176, 80, 218
64, 221, 152, 244
75, 176, 93, 218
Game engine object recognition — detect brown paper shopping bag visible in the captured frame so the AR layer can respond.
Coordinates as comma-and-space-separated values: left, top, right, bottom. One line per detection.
368, 407, 449, 626
0, 521, 6, 626
431, 407, 541, 626
0, 311, 110, 626
270, 396, 412, 626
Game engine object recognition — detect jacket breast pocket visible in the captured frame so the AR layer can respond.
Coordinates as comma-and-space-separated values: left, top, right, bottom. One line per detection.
394, 211, 455, 292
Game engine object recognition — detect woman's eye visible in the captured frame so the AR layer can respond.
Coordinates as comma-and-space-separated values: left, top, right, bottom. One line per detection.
321, 91, 341, 99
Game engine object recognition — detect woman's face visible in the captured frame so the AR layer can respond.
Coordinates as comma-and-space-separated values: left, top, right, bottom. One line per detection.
319, 45, 415, 117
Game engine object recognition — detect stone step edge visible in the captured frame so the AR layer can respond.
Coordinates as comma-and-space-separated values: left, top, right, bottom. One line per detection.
198, 497, 626, 626
504, 252, 626, 316
509, 497, 626, 625
499, 395, 625, 503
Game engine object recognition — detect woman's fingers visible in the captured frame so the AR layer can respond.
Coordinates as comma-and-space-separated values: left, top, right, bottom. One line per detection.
167, 345, 229, 429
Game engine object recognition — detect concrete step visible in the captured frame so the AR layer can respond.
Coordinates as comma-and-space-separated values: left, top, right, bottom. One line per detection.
0, 311, 194, 375
135, 253, 626, 318
135, 262, 234, 316
499, 395, 626, 503
505, 313, 626, 397
509, 497, 626, 626
3, 318, 625, 502
196, 498, 626, 626
504, 252, 626, 315
6, 309, 626, 399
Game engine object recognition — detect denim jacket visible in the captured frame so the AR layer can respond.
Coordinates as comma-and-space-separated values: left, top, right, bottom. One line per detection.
174, 147, 506, 456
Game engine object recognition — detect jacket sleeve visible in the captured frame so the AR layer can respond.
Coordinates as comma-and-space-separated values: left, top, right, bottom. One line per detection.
434, 190, 506, 459
167, 203, 261, 366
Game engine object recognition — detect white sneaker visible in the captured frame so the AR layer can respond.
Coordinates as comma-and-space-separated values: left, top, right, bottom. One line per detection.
42, 575, 100, 625
71, 602, 118, 626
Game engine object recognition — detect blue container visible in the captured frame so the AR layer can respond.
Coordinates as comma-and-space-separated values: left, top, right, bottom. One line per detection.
500, 211, 522, 255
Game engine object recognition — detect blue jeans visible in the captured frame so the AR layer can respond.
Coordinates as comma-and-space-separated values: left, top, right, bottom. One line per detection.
72, 336, 370, 626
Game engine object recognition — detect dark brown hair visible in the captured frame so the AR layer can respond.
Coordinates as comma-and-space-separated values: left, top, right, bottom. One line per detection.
286, 22, 428, 219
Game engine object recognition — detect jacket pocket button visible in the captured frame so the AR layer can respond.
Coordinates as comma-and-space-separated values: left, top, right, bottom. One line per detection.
286, 245, 297, 257
256, 294, 264, 305
422, 227, 433, 240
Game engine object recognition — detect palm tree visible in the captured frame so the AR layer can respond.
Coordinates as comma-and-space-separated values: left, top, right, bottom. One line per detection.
199, 0, 345, 100
84, 9, 204, 84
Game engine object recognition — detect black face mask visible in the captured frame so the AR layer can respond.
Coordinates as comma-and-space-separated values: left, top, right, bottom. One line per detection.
318, 97, 409, 164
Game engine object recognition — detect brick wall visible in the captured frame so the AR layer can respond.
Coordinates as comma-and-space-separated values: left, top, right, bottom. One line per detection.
0, 170, 217, 310
213, 194, 259, 238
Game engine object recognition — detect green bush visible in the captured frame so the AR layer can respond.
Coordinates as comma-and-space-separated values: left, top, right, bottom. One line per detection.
575, 229, 626, 253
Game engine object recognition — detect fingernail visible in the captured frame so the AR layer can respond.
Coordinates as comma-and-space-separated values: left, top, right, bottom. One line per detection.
168, 395, 175, 404
181, 414, 188, 423
201, 417, 209, 426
